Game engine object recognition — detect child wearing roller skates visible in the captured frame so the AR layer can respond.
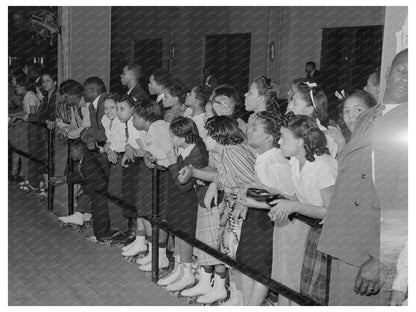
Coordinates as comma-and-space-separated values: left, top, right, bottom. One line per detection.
51, 140, 113, 241
125, 99, 174, 272
156, 117, 208, 293
178, 116, 257, 305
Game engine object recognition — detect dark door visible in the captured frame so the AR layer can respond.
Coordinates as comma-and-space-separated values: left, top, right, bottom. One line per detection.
205, 33, 251, 96
321, 26, 383, 120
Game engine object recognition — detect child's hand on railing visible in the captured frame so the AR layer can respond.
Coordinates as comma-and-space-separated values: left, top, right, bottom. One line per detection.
178, 165, 193, 184
144, 151, 155, 169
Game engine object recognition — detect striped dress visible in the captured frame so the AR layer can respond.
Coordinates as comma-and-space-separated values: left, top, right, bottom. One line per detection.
194, 144, 256, 265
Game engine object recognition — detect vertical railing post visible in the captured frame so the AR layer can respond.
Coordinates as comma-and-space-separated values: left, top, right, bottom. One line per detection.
8, 142, 13, 178
67, 139, 75, 215
325, 256, 332, 306
47, 128, 55, 211
151, 167, 160, 282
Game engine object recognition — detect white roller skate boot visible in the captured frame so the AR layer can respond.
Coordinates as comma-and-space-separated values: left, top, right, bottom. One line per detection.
181, 267, 212, 297
83, 213, 92, 227
196, 273, 228, 305
121, 236, 147, 256
58, 212, 84, 226
157, 255, 181, 286
165, 263, 195, 292
138, 245, 169, 271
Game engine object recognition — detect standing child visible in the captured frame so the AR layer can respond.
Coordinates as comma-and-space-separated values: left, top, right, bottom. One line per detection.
236, 111, 295, 305
130, 99, 174, 272
117, 95, 148, 254
269, 115, 337, 305
181, 116, 257, 305
100, 93, 130, 240
157, 117, 209, 291
14, 75, 40, 191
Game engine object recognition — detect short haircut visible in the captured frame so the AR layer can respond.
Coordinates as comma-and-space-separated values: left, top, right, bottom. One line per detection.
133, 98, 162, 122
170, 116, 201, 144
151, 69, 171, 87
59, 79, 83, 96
164, 78, 188, 104
125, 63, 144, 81
40, 69, 57, 83
306, 61, 316, 69
84, 76, 106, 94
255, 111, 283, 147
117, 95, 138, 108
205, 115, 244, 145
283, 114, 329, 162
70, 139, 88, 154
193, 84, 212, 110
104, 93, 120, 103
16, 75, 37, 93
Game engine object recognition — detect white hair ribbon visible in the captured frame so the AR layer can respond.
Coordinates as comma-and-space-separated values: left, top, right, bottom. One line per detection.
304, 81, 318, 109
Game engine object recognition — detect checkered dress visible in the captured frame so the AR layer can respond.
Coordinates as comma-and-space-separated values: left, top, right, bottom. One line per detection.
194, 204, 221, 266
300, 226, 328, 305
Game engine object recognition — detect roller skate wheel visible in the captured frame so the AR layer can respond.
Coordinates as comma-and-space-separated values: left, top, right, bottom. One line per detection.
125, 256, 136, 264
187, 298, 195, 305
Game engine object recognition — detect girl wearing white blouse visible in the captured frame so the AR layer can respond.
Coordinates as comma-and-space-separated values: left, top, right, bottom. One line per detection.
237, 111, 295, 306
269, 115, 337, 305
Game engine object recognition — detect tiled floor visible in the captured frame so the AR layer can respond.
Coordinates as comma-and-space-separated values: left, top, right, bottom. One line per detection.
8, 182, 183, 306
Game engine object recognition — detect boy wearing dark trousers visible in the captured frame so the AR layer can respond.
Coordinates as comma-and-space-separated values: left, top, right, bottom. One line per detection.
51, 140, 113, 241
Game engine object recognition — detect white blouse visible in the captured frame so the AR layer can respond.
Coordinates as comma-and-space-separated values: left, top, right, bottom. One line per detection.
255, 147, 295, 197
289, 154, 338, 206
126, 117, 147, 151
101, 115, 126, 153
145, 120, 174, 168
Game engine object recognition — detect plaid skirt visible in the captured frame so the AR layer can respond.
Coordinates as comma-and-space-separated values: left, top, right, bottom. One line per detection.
300, 226, 328, 305
194, 204, 221, 266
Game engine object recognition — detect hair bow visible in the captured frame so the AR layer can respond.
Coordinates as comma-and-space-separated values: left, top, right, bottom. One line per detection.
303, 81, 318, 109
334, 90, 345, 100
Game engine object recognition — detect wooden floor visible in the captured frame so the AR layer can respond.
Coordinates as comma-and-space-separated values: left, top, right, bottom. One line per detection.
8, 182, 183, 306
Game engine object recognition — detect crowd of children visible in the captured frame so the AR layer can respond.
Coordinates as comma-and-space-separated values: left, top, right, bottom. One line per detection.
8, 50, 408, 306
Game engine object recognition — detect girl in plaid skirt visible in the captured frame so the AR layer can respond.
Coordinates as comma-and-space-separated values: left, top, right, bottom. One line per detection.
269, 115, 337, 305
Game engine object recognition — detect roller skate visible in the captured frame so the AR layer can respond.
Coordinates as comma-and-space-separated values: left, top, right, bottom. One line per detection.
157, 255, 181, 286
103, 230, 135, 249
181, 267, 213, 305
58, 212, 91, 233
122, 236, 148, 263
165, 263, 196, 298
138, 243, 170, 274
196, 272, 230, 305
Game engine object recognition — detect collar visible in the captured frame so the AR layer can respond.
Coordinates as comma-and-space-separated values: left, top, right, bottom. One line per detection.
92, 94, 104, 109
179, 144, 195, 160
256, 147, 279, 162
382, 103, 401, 116
156, 93, 164, 103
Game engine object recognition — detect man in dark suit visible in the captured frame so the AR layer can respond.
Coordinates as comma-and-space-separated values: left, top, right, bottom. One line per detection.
305, 61, 324, 87
121, 63, 148, 102
52, 140, 112, 241
317, 49, 408, 305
